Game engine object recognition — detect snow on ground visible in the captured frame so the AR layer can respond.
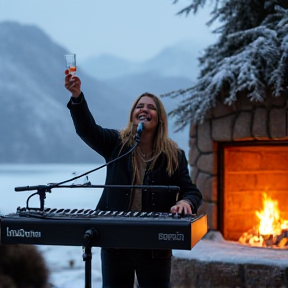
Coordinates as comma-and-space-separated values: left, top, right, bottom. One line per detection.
38, 245, 103, 288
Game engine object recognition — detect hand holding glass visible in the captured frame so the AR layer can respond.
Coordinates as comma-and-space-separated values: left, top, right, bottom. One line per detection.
65, 53, 77, 75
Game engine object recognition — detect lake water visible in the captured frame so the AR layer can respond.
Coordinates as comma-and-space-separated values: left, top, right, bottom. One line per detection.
0, 163, 107, 288
0, 163, 106, 214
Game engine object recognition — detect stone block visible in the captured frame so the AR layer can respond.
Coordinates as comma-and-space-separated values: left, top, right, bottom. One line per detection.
205, 203, 218, 230
210, 100, 235, 118
171, 258, 197, 288
190, 122, 196, 138
188, 138, 199, 166
195, 261, 243, 288
269, 108, 287, 139
233, 111, 253, 140
196, 172, 217, 202
252, 107, 268, 139
197, 121, 214, 153
171, 259, 243, 288
197, 201, 217, 230
189, 166, 198, 184
171, 259, 288, 288
212, 115, 235, 141
196, 152, 217, 175
197, 201, 207, 217
244, 264, 286, 288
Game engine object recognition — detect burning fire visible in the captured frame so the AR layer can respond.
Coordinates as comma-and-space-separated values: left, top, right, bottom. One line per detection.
238, 193, 288, 249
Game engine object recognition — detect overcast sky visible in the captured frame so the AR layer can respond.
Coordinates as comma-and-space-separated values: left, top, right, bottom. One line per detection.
0, 0, 217, 62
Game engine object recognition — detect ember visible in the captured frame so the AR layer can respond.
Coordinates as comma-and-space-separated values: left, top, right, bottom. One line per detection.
238, 193, 288, 249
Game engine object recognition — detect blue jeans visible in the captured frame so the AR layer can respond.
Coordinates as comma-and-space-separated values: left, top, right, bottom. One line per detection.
101, 248, 172, 288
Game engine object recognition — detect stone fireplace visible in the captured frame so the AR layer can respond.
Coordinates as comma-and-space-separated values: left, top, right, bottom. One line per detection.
189, 90, 288, 241
169, 90, 288, 288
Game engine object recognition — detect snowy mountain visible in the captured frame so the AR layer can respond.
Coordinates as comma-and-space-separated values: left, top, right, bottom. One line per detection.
80, 40, 201, 80
0, 21, 198, 163
0, 21, 126, 163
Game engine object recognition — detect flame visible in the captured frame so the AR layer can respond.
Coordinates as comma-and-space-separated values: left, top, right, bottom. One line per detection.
238, 193, 288, 248
256, 193, 282, 236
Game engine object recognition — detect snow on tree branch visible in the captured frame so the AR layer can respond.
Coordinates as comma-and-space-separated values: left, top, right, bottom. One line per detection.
164, 0, 288, 130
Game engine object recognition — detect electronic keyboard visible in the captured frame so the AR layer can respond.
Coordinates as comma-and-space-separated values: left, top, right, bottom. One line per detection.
0, 208, 207, 250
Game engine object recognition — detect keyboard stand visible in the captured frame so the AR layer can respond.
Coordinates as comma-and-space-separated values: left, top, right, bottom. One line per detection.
82, 228, 98, 288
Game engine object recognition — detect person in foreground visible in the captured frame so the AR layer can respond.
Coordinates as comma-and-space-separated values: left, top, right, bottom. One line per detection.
64, 70, 202, 288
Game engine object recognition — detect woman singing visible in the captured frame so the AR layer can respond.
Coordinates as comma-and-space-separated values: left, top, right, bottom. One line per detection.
64, 71, 202, 288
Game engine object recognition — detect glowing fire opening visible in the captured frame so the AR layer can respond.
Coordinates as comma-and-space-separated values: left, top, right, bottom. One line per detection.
238, 193, 288, 249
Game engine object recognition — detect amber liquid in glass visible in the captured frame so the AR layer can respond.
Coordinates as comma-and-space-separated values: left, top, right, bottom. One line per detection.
69, 66, 77, 75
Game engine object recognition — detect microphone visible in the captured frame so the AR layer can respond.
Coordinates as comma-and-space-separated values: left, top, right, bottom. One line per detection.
135, 122, 144, 143
14, 185, 49, 192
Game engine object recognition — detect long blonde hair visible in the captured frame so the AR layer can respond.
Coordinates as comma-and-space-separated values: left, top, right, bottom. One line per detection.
119, 92, 180, 176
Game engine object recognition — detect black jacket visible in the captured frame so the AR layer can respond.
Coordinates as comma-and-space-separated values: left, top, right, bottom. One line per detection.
67, 93, 202, 213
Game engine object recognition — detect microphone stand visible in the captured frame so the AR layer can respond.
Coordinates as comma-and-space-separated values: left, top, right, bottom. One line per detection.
82, 228, 97, 288
22, 185, 52, 211
15, 184, 180, 211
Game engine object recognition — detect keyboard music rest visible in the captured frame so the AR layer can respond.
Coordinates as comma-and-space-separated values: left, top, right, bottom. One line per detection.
0, 213, 207, 250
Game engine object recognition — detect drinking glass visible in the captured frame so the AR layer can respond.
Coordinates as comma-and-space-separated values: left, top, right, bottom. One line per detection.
64, 53, 77, 75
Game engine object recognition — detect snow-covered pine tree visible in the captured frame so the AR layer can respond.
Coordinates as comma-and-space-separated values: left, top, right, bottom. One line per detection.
165, 0, 288, 130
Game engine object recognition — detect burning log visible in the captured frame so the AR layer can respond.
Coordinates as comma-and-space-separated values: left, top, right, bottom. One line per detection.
238, 228, 288, 249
